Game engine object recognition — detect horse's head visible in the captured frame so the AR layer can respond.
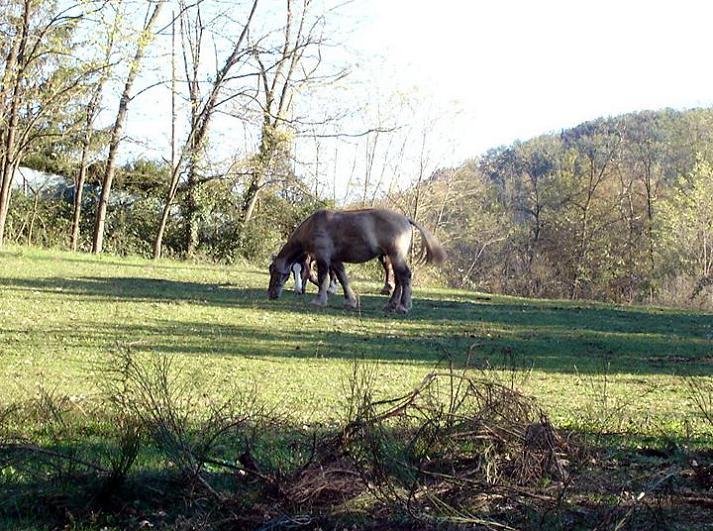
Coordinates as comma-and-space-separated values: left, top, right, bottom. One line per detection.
267, 257, 290, 299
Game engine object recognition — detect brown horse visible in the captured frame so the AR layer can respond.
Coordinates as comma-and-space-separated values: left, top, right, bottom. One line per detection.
268, 208, 445, 313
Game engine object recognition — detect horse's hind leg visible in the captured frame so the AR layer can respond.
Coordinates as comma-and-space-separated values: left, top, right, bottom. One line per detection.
332, 262, 358, 309
384, 257, 411, 313
379, 255, 394, 295
306, 257, 318, 287
398, 263, 413, 312
384, 283, 402, 312
310, 259, 331, 306
301, 260, 312, 293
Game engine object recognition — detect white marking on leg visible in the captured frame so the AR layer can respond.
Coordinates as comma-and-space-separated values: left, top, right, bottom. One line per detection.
292, 263, 303, 294
327, 277, 339, 294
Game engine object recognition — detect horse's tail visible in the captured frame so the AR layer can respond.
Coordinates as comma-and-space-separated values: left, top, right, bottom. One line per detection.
408, 218, 446, 266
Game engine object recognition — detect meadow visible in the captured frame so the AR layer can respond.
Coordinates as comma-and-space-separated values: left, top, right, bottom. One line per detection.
2, 246, 711, 435
1, 246, 712, 529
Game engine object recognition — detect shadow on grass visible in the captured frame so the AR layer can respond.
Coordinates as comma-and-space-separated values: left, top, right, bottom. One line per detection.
1, 249, 266, 275
0, 459, 254, 530
2, 275, 712, 375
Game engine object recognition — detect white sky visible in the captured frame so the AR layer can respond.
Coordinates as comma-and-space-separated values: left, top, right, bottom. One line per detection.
346, 0, 713, 162
121, 0, 713, 197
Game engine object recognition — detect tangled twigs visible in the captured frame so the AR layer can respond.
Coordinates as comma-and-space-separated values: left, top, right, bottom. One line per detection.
339, 370, 577, 525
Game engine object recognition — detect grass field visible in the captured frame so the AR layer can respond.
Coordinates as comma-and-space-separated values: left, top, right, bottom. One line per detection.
2, 245, 712, 437
1, 246, 713, 529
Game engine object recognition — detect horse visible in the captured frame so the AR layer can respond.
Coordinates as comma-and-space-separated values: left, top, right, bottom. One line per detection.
268, 208, 445, 313
292, 254, 394, 296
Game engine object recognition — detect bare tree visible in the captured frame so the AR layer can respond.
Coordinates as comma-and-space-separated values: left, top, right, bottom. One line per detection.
153, 0, 260, 258
0, 0, 96, 248
92, 0, 165, 255
0, 0, 30, 248
70, 7, 120, 251
240, 0, 326, 224
563, 124, 622, 299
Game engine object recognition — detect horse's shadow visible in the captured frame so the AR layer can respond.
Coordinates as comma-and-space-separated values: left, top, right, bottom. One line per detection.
0, 275, 403, 316
2, 275, 712, 375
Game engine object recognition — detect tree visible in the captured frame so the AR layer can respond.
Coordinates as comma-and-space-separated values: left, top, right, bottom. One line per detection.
92, 0, 164, 255
240, 0, 327, 225
658, 157, 713, 299
70, 5, 120, 251
560, 120, 622, 299
153, 0, 260, 258
0, 0, 95, 248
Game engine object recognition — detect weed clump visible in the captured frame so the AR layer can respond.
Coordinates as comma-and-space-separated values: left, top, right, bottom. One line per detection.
335, 369, 573, 526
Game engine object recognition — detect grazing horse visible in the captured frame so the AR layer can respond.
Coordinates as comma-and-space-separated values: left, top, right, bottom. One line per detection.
292, 254, 394, 296
268, 208, 445, 313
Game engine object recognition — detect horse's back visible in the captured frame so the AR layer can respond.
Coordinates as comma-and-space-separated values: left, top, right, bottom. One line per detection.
297, 208, 410, 263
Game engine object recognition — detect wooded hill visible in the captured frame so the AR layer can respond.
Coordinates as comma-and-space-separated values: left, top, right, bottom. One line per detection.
404, 108, 713, 307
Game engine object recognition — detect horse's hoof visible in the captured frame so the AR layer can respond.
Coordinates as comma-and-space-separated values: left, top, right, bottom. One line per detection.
394, 304, 409, 314
310, 298, 327, 307
344, 298, 359, 309
379, 286, 392, 295
383, 302, 397, 312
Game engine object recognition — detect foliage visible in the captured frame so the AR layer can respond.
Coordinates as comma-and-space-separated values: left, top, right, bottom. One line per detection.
393, 108, 713, 308
657, 158, 713, 294
4, 187, 71, 247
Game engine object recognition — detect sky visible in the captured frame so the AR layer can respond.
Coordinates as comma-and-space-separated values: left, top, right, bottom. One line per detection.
343, 0, 713, 163
119, 0, 713, 198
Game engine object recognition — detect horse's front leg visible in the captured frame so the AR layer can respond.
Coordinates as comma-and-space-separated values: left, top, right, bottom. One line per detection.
384, 258, 402, 311
310, 259, 331, 306
291, 263, 304, 294
332, 262, 358, 309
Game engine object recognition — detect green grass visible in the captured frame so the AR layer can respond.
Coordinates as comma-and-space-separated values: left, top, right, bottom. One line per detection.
1, 245, 712, 439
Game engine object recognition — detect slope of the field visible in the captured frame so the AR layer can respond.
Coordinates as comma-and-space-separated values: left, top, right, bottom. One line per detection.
1, 246, 712, 439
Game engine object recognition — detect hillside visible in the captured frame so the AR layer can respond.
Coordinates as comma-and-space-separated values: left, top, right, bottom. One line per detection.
408, 107, 713, 307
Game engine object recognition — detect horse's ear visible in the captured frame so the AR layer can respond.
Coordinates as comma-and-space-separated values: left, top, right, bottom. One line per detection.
270, 253, 277, 260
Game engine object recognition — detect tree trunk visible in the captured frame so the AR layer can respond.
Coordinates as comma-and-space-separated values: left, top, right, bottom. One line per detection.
153, 200, 172, 259
184, 167, 200, 256
153, 9, 178, 260
0, 165, 16, 247
92, 1, 164, 254
70, 144, 89, 251
0, 0, 30, 249
242, 175, 262, 224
